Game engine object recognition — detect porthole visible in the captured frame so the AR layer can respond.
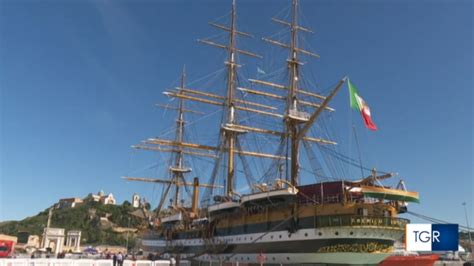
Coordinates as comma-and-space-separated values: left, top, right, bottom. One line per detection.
271, 235, 274, 239
279, 235, 282, 239
272, 257, 275, 261
250, 237, 253, 240
247, 257, 249, 260
287, 257, 290, 260
304, 233, 308, 237
350, 231, 354, 235
318, 232, 322, 236
335, 231, 339, 236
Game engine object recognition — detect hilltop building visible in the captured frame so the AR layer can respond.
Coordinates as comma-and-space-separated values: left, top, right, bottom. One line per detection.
55, 190, 116, 209
84, 190, 116, 205
132, 193, 140, 208
58, 198, 83, 209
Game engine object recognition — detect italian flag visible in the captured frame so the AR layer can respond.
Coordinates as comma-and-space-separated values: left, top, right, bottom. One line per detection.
348, 79, 378, 131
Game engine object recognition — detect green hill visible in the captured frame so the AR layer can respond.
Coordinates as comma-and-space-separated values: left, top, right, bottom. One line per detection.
0, 201, 148, 247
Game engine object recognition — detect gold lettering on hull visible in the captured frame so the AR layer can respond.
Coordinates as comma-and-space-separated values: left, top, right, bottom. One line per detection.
317, 242, 392, 253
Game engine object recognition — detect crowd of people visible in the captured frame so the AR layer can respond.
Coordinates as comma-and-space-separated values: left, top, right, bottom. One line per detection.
28, 249, 168, 263
92, 251, 172, 264
105, 251, 161, 262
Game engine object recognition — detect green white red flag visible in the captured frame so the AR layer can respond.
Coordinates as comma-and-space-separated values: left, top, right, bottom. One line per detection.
348, 79, 377, 131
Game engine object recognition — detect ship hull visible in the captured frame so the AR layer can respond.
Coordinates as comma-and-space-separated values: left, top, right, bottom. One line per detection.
194, 252, 390, 265
142, 226, 403, 265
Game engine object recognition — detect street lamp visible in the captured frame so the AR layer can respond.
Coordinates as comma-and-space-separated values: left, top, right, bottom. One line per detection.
126, 217, 131, 252
462, 202, 472, 252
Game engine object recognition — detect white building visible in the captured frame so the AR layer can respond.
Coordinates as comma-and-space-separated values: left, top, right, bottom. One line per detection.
41, 228, 65, 255
132, 193, 140, 208
85, 190, 116, 205
58, 198, 83, 209
65, 230, 81, 252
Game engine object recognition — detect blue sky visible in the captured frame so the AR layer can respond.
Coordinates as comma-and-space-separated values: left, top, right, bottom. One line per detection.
0, 0, 472, 228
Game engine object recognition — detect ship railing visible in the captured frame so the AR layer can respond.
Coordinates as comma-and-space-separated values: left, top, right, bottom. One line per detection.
315, 215, 409, 229
0, 259, 187, 266
123, 260, 155, 266
298, 194, 343, 205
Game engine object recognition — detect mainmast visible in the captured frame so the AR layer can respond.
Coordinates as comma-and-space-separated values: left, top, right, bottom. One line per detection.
287, 0, 301, 186
126, 0, 273, 208
198, 0, 261, 198
225, 0, 238, 197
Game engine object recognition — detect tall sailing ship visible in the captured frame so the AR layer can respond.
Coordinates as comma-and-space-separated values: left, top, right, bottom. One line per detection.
124, 0, 420, 264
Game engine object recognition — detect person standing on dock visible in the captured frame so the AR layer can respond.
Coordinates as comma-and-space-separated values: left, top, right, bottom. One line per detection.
117, 252, 124, 266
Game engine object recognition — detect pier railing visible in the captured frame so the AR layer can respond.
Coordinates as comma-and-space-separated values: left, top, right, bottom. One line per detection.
315, 215, 409, 229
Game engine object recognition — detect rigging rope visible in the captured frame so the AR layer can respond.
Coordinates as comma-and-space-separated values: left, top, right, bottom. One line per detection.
406, 211, 472, 231
235, 137, 257, 192
319, 145, 390, 175
302, 140, 327, 182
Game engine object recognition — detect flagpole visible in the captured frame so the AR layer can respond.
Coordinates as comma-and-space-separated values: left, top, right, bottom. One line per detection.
347, 77, 353, 179
352, 125, 365, 178
462, 202, 473, 252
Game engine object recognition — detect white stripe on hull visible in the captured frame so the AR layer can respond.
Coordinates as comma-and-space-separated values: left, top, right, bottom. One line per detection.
142, 226, 403, 247
141, 227, 403, 264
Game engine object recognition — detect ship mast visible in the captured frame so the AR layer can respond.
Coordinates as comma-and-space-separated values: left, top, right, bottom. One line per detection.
225, 0, 237, 197
171, 66, 189, 207
256, 0, 347, 187
124, 66, 222, 214
198, 0, 261, 198
126, 0, 347, 208
285, 0, 347, 186
287, 0, 301, 186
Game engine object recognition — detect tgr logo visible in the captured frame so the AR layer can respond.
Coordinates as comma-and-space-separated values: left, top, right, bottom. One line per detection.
406, 224, 458, 251
413, 230, 440, 243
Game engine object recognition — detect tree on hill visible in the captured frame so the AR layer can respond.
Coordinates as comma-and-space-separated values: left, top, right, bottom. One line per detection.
0, 200, 147, 247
